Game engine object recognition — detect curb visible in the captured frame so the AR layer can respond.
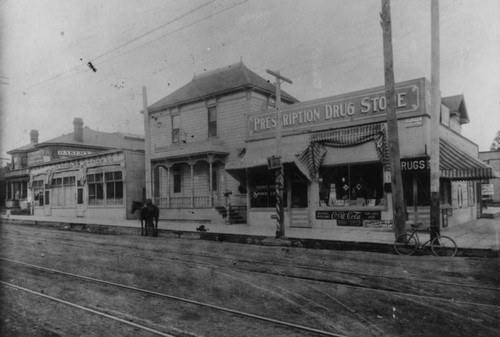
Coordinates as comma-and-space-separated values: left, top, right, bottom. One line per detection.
1, 217, 498, 258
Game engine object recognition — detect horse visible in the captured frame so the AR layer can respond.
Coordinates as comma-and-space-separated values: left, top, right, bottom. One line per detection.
131, 200, 159, 236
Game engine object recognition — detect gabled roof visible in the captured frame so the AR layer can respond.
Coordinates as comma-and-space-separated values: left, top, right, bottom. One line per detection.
442, 95, 469, 124
149, 62, 299, 112
40, 127, 144, 151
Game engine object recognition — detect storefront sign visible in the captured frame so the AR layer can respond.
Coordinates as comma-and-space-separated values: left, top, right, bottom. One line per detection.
316, 210, 381, 226
58, 150, 93, 156
248, 78, 424, 138
481, 184, 494, 196
400, 157, 429, 172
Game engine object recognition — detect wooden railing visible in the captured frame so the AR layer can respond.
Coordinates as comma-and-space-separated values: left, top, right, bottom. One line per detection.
154, 194, 247, 209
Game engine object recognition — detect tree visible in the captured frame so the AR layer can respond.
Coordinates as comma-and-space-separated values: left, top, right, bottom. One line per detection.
491, 131, 500, 151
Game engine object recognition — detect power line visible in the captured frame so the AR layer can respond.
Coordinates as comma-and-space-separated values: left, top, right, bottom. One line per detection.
4, 0, 222, 97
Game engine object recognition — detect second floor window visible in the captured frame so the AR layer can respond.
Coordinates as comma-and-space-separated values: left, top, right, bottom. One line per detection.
172, 115, 180, 143
208, 106, 217, 137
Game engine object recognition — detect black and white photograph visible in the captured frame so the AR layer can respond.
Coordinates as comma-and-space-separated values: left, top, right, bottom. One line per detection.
1, 1, 499, 336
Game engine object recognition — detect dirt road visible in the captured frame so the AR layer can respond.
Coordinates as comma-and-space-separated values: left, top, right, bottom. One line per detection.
1, 223, 499, 336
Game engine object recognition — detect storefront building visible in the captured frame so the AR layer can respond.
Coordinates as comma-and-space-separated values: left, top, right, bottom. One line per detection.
146, 63, 496, 231
5, 118, 145, 219
227, 78, 497, 230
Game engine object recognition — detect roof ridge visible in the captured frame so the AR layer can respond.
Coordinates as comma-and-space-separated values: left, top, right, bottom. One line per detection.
193, 61, 243, 80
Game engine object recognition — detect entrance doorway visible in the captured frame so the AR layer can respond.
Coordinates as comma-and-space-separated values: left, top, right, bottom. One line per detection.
403, 172, 430, 225
290, 175, 309, 227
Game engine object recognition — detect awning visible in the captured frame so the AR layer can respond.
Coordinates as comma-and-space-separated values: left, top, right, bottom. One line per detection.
225, 141, 312, 180
440, 138, 498, 181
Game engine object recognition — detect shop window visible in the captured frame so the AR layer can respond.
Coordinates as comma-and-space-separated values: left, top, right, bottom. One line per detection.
87, 171, 123, 206
172, 114, 180, 143
208, 106, 217, 137
105, 172, 123, 205
318, 162, 384, 207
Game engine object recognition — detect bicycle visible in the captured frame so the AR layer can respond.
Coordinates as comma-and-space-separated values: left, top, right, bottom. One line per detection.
394, 223, 457, 257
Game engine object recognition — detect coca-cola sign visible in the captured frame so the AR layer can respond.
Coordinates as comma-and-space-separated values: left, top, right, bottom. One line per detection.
316, 210, 381, 226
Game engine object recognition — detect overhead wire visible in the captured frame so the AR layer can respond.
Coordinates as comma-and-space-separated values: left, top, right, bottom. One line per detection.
4, 0, 245, 97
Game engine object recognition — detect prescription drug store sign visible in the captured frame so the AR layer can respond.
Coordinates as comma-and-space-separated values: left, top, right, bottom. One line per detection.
248, 78, 425, 139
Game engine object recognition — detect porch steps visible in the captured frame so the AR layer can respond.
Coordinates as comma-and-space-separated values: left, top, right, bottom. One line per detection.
481, 210, 500, 219
215, 206, 247, 224
291, 209, 310, 227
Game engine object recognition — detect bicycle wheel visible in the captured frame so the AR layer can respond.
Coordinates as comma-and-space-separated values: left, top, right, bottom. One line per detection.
431, 236, 457, 257
394, 233, 418, 255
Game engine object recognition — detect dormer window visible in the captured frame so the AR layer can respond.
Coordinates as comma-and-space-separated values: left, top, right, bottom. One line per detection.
208, 105, 217, 137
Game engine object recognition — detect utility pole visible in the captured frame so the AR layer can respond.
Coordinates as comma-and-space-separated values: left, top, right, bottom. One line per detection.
380, 0, 406, 239
143, 86, 152, 201
430, 0, 441, 240
266, 69, 292, 239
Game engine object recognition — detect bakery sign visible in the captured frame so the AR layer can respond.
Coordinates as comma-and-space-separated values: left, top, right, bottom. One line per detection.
248, 78, 425, 138
58, 150, 93, 157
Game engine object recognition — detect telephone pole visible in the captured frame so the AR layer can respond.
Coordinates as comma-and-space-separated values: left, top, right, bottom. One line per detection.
266, 69, 292, 239
430, 0, 441, 240
143, 86, 152, 201
380, 0, 406, 239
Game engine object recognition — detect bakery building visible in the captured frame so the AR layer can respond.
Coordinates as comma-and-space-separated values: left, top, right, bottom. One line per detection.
146, 63, 496, 231
5, 118, 145, 219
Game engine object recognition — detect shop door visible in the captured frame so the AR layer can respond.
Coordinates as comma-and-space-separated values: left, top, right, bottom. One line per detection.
76, 187, 85, 217
403, 173, 430, 225
43, 190, 51, 216
290, 180, 309, 227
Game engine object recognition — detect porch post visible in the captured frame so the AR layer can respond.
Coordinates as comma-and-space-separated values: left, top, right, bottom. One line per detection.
166, 163, 171, 208
208, 154, 214, 207
189, 160, 195, 208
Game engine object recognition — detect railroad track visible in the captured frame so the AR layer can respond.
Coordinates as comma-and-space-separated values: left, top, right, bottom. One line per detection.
3, 229, 499, 296
2, 232, 500, 309
1, 258, 349, 337
2, 225, 499, 336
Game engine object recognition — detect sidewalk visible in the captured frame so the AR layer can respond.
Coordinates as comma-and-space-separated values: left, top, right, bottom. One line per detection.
1, 209, 499, 255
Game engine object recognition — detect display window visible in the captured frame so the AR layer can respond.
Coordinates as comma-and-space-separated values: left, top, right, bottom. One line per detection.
87, 171, 123, 206
318, 162, 384, 207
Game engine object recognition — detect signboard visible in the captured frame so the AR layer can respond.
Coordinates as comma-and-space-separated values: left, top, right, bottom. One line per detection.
481, 184, 494, 196
400, 157, 430, 172
58, 150, 93, 157
248, 78, 424, 139
316, 210, 381, 227
267, 156, 282, 169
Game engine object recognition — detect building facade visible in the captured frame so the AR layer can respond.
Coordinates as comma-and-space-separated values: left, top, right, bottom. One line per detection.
146, 62, 298, 224
5, 118, 145, 219
146, 64, 496, 232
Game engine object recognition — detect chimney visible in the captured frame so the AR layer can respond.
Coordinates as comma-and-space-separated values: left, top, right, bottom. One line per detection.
30, 129, 39, 144
73, 118, 84, 142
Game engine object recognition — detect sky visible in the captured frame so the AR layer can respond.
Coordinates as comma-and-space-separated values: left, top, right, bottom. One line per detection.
1, 0, 499, 163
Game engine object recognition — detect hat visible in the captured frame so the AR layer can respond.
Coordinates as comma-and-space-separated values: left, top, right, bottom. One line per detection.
146, 199, 153, 205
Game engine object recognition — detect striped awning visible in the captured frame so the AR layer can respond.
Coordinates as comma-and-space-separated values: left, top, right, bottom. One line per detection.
297, 123, 389, 180
440, 139, 498, 181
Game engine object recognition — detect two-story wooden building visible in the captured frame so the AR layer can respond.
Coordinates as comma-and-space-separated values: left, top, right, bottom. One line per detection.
5, 118, 145, 219
146, 62, 298, 223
